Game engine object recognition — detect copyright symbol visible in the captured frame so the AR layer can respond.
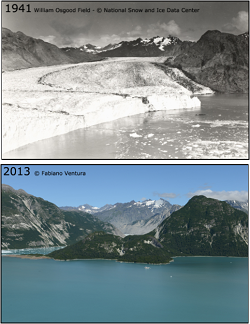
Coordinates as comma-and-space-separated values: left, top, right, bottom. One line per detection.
34, 171, 40, 176
97, 8, 102, 13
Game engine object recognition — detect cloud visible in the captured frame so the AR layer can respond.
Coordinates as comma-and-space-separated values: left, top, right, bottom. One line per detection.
222, 11, 248, 34
39, 35, 57, 44
147, 20, 181, 37
98, 33, 125, 45
141, 197, 147, 201
40, 20, 94, 47
126, 25, 142, 37
153, 192, 179, 199
232, 11, 248, 32
50, 20, 93, 37
186, 189, 248, 202
198, 184, 212, 190
97, 21, 181, 47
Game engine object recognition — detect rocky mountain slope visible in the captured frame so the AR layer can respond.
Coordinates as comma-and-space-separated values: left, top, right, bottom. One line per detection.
2, 28, 101, 71
225, 200, 248, 214
119, 204, 182, 235
165, 30, 249, 93
61, 199, 182, 235
1, 184, 123, 249
49, 196, 248, 263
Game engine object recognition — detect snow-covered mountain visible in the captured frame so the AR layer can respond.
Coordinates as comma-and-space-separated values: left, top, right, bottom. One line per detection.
80, 43, 123, 54
77, 203, 114, 214
62, 35, 184, 57
225, 200, 248, 214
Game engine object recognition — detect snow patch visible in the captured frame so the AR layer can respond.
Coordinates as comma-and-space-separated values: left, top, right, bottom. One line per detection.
153, 37, 164, 44
145, 200, 155, 206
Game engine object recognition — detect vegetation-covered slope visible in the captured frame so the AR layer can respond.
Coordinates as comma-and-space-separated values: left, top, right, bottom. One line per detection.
48, 231, 172, 263
49, 196, 248, 263
154, 195, 248, 257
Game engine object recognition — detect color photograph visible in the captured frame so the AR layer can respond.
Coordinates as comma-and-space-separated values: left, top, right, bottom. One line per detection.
1, 164, 248, 322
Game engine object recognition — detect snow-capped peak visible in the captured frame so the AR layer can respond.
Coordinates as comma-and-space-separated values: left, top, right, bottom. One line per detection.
153, 36, 164, 44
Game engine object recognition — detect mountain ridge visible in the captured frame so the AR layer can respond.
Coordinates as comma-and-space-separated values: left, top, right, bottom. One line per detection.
2, 27, 102, 71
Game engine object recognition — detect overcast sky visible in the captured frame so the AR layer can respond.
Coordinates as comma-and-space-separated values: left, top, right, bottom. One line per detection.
2, 1, 249, 47
2, 165, 248, 207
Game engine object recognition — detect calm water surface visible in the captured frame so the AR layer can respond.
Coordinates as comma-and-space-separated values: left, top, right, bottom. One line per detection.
3, 94, 248, 159
2, 256, 248, 322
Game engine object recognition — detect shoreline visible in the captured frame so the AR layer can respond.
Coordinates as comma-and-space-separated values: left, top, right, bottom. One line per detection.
2, 254, 51, 260
2, 254, 173, 264
3, 254, 246, 263
2, 57, 208, 154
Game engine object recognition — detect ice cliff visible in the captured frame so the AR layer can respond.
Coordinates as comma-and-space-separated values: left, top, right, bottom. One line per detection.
2, 59, 209, 153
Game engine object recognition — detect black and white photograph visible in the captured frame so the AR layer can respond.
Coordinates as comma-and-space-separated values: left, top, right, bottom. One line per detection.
2, 1, 249, 159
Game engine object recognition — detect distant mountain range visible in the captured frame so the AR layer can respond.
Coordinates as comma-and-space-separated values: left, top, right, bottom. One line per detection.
63, 35, 184, 57
61, 199, 182, 235
49, 195, 248, 263
2, 28, 248, 92
60, 198, 248, 235
1, 184, 123, 249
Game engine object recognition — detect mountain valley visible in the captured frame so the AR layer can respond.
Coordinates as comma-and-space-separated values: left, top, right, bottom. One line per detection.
2, 184, 248, 263
2, 27, 247, 156
61, 199, 182, 235
63, 31, 249, 93
2, 28, 248, 94
49, 196, 248, 263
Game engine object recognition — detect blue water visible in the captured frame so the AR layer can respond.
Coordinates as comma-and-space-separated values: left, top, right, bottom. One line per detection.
2, 257, 248, 322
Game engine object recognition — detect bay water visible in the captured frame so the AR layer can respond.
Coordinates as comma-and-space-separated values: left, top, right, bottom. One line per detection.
2, 256, 248, 322
3, 93, 248, 159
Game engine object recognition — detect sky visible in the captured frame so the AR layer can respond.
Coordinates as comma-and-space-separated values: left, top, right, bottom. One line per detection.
2, 1, 249, 47
1, 165, 248, 208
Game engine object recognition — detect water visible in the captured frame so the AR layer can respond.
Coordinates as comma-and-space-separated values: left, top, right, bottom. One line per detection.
3, 93, 248, 159
1, 246, 64, 255
2, 256, 248, 322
